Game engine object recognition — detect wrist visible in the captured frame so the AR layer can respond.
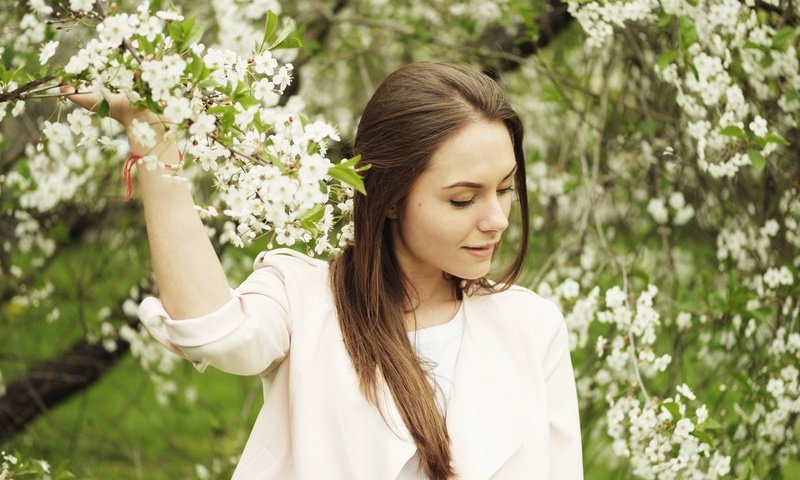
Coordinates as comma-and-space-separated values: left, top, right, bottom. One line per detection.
125, 112, 169, 154
122, 147, 185, 201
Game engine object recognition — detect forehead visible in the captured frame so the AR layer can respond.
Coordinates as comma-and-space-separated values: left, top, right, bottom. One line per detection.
421, 119, 516, 184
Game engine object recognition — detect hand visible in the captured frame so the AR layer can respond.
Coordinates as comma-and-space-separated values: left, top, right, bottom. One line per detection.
60, 83, 171, 156
59, 83, 161, 130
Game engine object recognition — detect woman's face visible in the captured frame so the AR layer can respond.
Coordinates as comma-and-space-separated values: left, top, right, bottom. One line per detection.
390, 119, 517, 284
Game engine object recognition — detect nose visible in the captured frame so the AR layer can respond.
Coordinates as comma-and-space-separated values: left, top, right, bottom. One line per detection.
477, 196, 510, 233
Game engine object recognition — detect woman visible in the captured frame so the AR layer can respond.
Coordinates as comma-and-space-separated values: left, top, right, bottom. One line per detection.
66, 62, 582, 479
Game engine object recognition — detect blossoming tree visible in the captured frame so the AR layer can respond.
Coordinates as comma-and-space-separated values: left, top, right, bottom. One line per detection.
1, 0, 798, 478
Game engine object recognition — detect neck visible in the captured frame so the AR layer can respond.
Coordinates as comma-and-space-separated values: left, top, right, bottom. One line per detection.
406, 274, 454, 309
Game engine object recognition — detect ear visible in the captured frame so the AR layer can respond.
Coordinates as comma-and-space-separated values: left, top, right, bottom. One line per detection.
386, 204, 398, 219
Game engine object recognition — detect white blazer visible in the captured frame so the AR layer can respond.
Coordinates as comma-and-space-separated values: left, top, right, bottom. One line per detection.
139, 248, 583, 479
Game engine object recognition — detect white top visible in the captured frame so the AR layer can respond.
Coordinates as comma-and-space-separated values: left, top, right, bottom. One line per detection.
397, 302, 466, 479
139, 248, 584, 479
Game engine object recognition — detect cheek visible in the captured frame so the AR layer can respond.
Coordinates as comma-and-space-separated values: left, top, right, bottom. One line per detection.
407, 202, 466, 244
502, 196, 514, 216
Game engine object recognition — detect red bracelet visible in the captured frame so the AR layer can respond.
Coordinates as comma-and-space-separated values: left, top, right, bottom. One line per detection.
122, 149, 185, 201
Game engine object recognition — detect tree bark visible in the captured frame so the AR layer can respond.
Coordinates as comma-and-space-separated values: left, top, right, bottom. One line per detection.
0, 333, 131, 442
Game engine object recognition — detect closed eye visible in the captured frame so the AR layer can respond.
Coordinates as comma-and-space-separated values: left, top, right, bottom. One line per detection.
450, 199, 475, 208
449, 185, 515, 208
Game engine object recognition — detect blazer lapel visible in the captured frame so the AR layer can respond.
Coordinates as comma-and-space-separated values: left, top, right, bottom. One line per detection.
332, 329, 417, 479
446, 293, 526, 479
333, 293, 526, 480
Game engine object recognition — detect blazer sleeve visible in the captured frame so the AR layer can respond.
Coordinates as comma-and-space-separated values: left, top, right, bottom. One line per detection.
541, 301, 584, 479
137, 249, 308, 376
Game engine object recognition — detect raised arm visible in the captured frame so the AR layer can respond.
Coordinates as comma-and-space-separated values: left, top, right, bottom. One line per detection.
63, 86, 230, 319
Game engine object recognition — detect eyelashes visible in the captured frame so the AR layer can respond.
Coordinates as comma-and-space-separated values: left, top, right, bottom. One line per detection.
449, 185, 515, 208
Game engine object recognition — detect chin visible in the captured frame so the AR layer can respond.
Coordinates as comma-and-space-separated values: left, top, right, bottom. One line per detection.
450, 265, 492, 281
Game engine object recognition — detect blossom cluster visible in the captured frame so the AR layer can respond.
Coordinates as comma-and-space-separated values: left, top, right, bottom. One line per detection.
4, 1, 362, 258
567, 0, 795, 179
0, 450, 56, 479
606, 386, 731, 479
646, 192, 695, 226
538, 261, 739, 475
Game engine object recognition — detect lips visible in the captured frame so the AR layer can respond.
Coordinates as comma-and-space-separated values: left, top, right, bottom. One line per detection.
465, 243, 496, 249
462, 243, 497, 258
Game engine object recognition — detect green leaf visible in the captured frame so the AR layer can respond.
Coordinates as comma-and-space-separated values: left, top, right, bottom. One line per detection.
786, 88, 799, 102
328, 158, 367, 195
267, 19, 298, 50
262, 11, 280, 48
771, 27, 796, 51
699, 418, 722, 430
764, 132, 790, 147
220, 109, 235, 129
181, 22, 204, 50
720, 125, 746, 140
747, 149, 765, 171
181, 16, 196, 36
336, 154, 362, 169
236, 93, 259, 109
207, 105, 233, 115
657, 50, 680, 71
189, 52, 203, 79
685, 0, 698, 6
167, 22, 182, 43
679, 17, 697, 48
98, 99, 110, 118
743, 41, 763, 50
274, 36, 303, 50
302, 204, 325, 224
690, 429, 714, 446
661, 401, 682, 420
198, 79, 218, 89
760, 55, 774, 68
143, 96, 163, 114
16, 158, 31, 179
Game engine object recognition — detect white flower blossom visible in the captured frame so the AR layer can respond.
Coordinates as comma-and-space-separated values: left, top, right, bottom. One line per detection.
254, 51, 278, 75
677, 383, 696, 401
556, 278, 581, 300
163, 97, 192, 125
97, 13, 134, 46
130, 118, 157, 149
674, 418, 695, 438
69, 0, 96, 13
29, 0, 53, 15
605, 286, 627, 309
749, 115, 768, 137
696, 405, 708, 424
647, 198, 669, 224
766, 378, 785, 398
38, 40, 58, 65
189, 113, 216, 137
760, 219, 780, 237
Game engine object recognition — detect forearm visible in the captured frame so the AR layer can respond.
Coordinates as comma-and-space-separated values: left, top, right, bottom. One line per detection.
134, 137, 231, 320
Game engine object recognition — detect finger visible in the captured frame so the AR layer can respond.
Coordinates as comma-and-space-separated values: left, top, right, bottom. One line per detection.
60, 84, 104, 112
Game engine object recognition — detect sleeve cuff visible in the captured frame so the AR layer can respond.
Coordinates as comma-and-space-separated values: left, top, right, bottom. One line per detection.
138, 288, 246, 372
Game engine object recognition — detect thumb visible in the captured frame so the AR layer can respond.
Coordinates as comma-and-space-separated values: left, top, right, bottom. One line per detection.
60, 83, 104, 113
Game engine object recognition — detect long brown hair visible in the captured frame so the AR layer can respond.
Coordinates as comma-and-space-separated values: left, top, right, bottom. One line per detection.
329, 62, 529, 479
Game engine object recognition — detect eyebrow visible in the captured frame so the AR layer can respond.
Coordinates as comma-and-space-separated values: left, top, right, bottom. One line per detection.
443, 165, 517, 189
